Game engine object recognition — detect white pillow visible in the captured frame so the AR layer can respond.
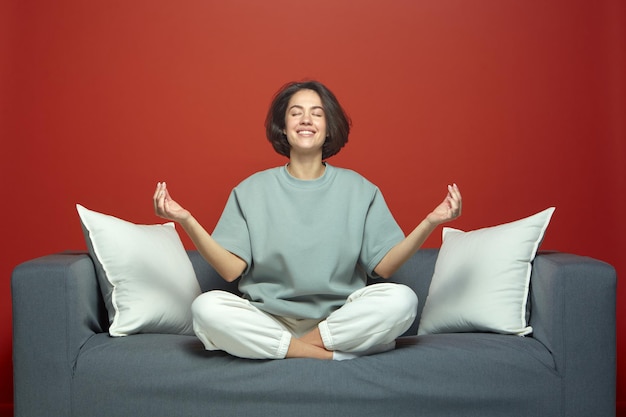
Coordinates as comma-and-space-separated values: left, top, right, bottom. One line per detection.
417, 207, 555, 336
76, 204, 201, 337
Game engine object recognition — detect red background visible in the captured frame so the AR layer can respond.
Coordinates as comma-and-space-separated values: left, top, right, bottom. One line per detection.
2, 0, 624, 415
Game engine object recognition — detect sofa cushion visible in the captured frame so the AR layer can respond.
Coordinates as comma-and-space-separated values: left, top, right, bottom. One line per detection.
76, 204, 201, 336
70, 333, 558, 417
418, 207, 555, 336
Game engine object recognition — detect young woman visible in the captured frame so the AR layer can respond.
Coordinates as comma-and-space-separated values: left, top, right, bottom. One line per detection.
153, 80, 462, 360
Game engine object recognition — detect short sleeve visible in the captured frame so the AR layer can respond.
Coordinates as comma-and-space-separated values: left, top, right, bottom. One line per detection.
360, 188, 405, 276
211, 189, 252, 274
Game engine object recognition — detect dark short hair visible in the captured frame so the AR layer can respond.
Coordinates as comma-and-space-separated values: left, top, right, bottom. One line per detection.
265, 80, 351, 160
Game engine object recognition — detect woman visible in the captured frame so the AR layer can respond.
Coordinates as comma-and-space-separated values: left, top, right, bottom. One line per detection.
153, 80, 462, 360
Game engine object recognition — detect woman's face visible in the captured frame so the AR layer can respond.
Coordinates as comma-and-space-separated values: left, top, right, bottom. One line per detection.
283, 89, 327, 157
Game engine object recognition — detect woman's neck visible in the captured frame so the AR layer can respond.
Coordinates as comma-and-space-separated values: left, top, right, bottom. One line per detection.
286, 157, 326, 180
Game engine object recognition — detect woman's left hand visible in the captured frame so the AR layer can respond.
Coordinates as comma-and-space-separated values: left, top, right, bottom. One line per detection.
426, 183, 462, 226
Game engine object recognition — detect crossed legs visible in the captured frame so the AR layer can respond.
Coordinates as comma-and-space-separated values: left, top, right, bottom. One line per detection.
192, 283, 418, 360
286, 327, 333, 359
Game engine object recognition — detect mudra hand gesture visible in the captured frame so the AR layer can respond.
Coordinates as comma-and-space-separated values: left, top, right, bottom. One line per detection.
153, 182, 191, 223
426, 183, 462, 226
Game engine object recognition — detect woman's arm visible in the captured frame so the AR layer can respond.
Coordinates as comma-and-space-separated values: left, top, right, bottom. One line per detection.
374, 184, 462, 279
153, 182, 247, 282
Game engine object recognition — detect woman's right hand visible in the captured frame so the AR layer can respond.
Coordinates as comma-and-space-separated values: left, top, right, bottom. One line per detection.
153, 182, 191, 223
153, 182, 247, 282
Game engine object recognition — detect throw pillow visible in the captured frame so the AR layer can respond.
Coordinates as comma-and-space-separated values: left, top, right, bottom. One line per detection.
76, 204, 201, 337
417, 207, 555, 336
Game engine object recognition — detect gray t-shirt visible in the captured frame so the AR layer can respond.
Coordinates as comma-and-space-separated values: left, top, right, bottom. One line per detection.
212, 164, 405, 320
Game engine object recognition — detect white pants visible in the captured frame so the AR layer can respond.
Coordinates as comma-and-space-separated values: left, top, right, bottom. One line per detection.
191, 283, 418, 359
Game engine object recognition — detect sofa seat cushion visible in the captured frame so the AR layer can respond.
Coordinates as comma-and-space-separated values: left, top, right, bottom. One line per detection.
71, 333, 560, 417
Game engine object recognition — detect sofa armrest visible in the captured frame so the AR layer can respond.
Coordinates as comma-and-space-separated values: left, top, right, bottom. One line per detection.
12, 252, 105, 417
529, 252, 616, 416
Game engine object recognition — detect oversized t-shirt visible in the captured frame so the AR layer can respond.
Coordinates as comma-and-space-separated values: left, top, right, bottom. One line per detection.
212, 164, 405, 320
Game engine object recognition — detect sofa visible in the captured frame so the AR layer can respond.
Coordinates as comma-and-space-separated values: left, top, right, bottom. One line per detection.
12, 248, 616, 417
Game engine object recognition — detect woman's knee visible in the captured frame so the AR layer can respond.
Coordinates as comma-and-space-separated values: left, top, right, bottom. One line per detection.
191, 290, 239, 329
372, 283, 418, 319
345, 283, 418, 324
394, 284, 419, 313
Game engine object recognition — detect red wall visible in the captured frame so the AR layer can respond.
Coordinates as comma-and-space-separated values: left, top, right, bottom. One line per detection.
2, 0, 624, 415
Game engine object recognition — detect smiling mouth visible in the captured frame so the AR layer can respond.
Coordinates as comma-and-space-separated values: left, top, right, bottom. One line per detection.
297, 130, 316, 135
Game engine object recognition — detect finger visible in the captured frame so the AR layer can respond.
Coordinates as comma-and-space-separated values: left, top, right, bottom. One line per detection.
447, 193, 458, 209
451, 183, 462, 203
155, 184, 167, 216
153, 182, 162, 214
153, 182, 162, 200
163, 184, 173, 201
450, 200, 460, 217
454, 188, 462, 214
445, 190, 461, 218
446, 187, 457, 206
448, 184, 461, 199
448, 184, 462, 208
446, 198, 457, 216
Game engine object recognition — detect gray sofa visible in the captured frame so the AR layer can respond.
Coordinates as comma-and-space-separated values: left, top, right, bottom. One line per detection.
12, 249, 616, 417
